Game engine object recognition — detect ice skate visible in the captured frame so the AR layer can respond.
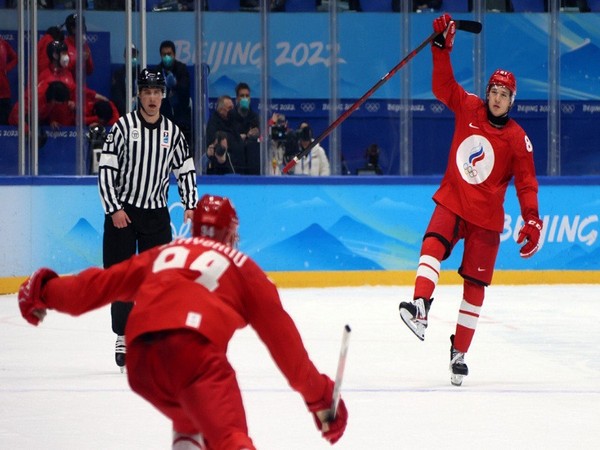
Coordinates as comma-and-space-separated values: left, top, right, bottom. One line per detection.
115, 335, 126, 373
172, 431, 206, 450
398, 297, 431, 341
449, 334, 468, 386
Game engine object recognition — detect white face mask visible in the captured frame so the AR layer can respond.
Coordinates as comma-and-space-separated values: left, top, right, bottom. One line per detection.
60, 54, 70, 68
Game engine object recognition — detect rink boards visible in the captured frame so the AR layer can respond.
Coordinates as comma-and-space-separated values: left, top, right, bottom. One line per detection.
0, 176, 598, 293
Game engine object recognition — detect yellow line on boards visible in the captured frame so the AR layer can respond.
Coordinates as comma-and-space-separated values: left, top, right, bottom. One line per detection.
1, 271, 598, 295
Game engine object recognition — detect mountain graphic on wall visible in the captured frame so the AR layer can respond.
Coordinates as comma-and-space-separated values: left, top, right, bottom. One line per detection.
569, 246, 600, 269
327, 215, 420, 269
251, 223, 382, 271
210, 75, 239, 95
559, 40, 600, 99
519, 40, 600, 99
46, 218, 102, 273
540, 243, 600, 269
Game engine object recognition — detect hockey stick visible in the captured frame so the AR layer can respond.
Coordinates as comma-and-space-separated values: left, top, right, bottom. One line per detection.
282, 20, 482, 174
330, 324, 352, 420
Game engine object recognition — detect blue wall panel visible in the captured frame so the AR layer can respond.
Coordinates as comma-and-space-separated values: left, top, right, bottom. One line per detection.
0, 176, 598, 278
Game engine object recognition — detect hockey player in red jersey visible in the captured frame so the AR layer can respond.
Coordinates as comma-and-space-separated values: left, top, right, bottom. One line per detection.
17, 194, 348, 449
399, 14, 543, 386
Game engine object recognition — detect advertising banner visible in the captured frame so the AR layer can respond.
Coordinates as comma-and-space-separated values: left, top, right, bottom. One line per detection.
0, 177, 597, 279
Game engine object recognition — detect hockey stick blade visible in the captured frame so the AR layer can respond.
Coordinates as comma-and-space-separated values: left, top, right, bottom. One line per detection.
455, 20, 482, 34
329, 324, 351, 421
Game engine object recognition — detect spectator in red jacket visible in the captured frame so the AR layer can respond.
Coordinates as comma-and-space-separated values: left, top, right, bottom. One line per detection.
37, 25, 64, 74
85, 97, 119, 127
38, 40, 77, 95
39, 80, 76, 128
0, 36, 18, 125
63, 13, 94, 79
10, 78, 112, 130
9, 81, 74, 129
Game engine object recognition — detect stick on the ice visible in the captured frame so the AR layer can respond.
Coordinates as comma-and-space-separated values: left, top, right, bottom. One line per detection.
330, 324, 352, 420
282, 20, 482, 174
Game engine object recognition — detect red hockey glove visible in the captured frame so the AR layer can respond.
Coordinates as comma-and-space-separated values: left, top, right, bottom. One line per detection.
306, 375, 348, 445
18, 268, 58, 326
517, 216, 543, 258
432, 13, 456, 51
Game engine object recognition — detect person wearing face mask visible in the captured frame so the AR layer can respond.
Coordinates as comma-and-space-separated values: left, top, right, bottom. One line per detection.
37, 25, 64, 74
155, 40, 193, 157
111, 44, 141, 116
232, 82, 261, 175
38, 40, 76, 102
12, 41, 108, 130
0, 35, 17, 125
39, 40, 105, 110
205, 95, 246, 174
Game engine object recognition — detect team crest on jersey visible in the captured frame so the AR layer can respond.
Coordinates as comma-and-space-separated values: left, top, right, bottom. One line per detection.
130, 129, 140, 141
162, 130, 171, 148
455, 135, 495, 184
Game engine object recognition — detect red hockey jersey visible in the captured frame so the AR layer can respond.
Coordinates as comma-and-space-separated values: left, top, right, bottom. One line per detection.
431, 49, 539, 232
42, 237, 326, 403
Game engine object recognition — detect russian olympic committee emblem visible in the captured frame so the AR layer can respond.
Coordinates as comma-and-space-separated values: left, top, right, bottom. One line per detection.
455, 135, 494, 184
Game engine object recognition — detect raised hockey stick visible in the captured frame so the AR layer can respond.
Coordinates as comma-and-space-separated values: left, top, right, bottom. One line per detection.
330, 324, 352, 420
282, 20, 482, 174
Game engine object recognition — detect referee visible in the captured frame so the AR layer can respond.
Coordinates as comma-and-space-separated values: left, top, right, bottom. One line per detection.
98, 68, 198, 372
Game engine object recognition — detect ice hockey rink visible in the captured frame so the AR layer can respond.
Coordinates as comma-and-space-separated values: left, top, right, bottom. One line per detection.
1, 283, 599, 449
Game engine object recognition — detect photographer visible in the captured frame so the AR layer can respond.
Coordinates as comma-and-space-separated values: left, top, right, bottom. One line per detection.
206, 131, 236, 175
357, 143, 383, 175
290, 122, 330, 176
232, 82, 261, 174
206, 95, 246, 173
268, 113, 292, 175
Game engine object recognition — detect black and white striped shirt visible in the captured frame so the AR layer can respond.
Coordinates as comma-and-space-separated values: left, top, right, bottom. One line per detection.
98, 110, 198, 214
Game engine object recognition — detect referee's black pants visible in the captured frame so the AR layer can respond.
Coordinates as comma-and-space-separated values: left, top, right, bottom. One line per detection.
103, 204, 172, 335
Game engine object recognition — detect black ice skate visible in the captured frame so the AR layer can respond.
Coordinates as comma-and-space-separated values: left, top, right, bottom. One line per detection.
115, 335, 126, 373
399, 297, 432, 341
449, 334, 468, 386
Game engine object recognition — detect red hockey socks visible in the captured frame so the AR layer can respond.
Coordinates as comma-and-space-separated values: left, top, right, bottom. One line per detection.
453, 280, 485, 353
413, 237, 445, 300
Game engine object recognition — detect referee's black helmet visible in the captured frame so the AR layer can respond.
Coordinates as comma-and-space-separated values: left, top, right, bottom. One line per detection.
138, 69, 166, 95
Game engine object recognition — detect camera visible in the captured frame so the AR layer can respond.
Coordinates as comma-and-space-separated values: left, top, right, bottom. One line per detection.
296, 126, 312, 142
87, 124, 107, 145
357, 143, 383, 175
86, 125, 107, 175
214, 143, 227, 157
214, 131, 228, 157
271, 124, 287, 141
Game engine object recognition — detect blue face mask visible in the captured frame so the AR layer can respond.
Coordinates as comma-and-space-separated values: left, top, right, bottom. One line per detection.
162, 55, 174, 68
239, 97, 250, 110
131, 57, 138, 67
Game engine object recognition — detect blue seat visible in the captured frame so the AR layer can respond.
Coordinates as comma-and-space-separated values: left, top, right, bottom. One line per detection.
360, 0, 392, 12
441, 0, 470, 12
207, 0, 239, 11
512, 0, 545, 11
285, 0, 317, 11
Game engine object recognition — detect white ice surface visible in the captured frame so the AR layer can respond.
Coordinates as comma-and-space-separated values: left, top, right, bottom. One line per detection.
1, 284, 599, 449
